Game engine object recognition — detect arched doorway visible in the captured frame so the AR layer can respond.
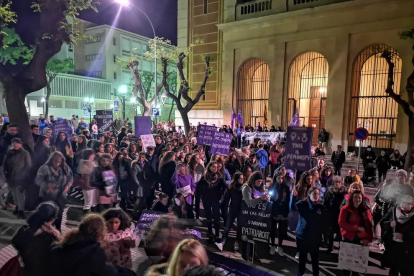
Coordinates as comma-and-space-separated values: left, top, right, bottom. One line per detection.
236, 58, 270, 127
287, 52, 329, 145
348, 44, 402, 153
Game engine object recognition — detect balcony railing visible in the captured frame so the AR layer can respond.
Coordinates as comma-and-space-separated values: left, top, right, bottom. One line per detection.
236, 0, 352, 21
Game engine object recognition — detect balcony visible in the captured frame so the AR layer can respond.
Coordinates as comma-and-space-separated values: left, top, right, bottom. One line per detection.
236, 0, 352, 21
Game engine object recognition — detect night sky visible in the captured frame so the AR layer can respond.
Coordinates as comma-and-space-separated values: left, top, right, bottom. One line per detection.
80, 0, 178, 45
10, 0, 178, 46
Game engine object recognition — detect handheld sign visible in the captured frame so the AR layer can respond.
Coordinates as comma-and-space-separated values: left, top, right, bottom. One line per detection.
284, 127, 313, 172
338, 242, 369, 273
354, 127, 369, 141
134, 116, 152, 137
140, 134, 156, 152
238, 201, 272, 242
95, 110, 113, 133
210, 131, 233, 156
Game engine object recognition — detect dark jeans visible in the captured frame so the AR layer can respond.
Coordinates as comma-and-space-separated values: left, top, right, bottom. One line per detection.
378, 169, 388, 182
186, 202, 194, 219
334, 166, 342, 176
327, 221, 341, 250
118, 178, 129, 210
270, 218, 288, 247
297, 238, 319, 276
203, 200, 221, 237
222, 208, 240, 244
220, 197, 230, 224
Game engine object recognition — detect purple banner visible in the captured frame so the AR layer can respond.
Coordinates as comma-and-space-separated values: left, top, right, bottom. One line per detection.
135, 210, 165, 241
52, 120, 73, 142
284, 127, 313, 172
197, 125, 216, 146
134, 116, 152, 137
210, 131, 233, 156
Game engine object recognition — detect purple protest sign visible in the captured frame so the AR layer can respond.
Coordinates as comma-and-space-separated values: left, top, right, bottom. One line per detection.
203, 125, 217, 146
52, 120, 73, 142
197, 125, 206, 145
210, 131, 233, 156
134, 116, 152, 137
284, 127, 313, 172
134, 210, 165, 241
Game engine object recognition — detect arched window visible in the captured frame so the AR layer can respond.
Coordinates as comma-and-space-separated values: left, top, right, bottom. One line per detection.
349, 44, 402, 152
287, 52, 329, 145
236, 58, 270, 127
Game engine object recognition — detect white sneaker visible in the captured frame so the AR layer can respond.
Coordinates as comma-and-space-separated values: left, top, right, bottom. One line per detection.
307, 253, 311, 261
295, 252, 299, 259
269, 246, 276, 255
276, 246, 284, 257
215, 242, 223, 252
234, 241, 239, 251
379, 243, 385, 251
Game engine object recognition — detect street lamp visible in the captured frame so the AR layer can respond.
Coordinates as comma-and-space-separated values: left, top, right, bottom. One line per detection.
161, 92, 168, 106
130, 97, 139, 116
84, 97, 95, 124
119, 85, 128, 120
41, 98, 46, 114
115, 0, 157, 120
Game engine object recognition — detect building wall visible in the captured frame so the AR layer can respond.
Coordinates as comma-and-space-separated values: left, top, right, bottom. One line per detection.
216, 0, 414, 152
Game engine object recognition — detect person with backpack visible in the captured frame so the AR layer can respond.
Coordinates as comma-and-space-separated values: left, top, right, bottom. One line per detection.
331, 145, 346, 176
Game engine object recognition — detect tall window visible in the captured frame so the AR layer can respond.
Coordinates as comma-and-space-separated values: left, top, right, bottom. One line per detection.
349, 44, 402, 152
236, 58, 270, 127
287, 52, 329, 145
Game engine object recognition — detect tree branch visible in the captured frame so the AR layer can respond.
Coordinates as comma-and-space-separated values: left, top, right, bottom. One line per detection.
382, 51, 414, 116
161, 57, 182, 110
406, 70, 414, 108
184, 56, 210, 110
128, 60, 147, 105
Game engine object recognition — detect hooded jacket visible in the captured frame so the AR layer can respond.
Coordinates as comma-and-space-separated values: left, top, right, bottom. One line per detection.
338, 204, 373, 242
77, 159, 98, 190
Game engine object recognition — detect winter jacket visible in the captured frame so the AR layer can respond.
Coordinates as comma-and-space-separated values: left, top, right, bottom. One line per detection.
376, 154, 391, 171
77, 159, 98, 190
152, 201, 169, 213
380, 206, 414, 266
323, 185, 347, 225
48, 240, 118, 276
241, 184, 262, 207
362, 149, 376, 164
256, 149, 269, 169
338, 204, 373, 242
3, 147, 31, 187
12, 225, 59, 276
159, 161, 176, 197
295, 199, 324, 243
0, 132, 17, 164
318, 129, 329, 143
331, 150, 346, 167
131, 160, 153, 198
35, 163, 73, 200
225, 160, 241, 177
340, 193, 371, 213
269, 181, 290, 218
223, 183, 243, 211
196, 177, 227, 204
243, 159, 260, 172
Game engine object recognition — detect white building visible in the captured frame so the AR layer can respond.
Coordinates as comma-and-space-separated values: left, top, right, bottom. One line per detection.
26, 19, 175, 123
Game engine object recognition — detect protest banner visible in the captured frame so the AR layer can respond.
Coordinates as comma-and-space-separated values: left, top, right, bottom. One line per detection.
197, 125, 206, 145
52, 120, 73, 142
140, 134, 156, 152
241, 132, 285, 144
284, 127, 313, 172
201, 125, 217, 146
134, 210, 165, 241
134, 116, 152, 137
238, 200, 272, 242
95, 110, 113, 133
338, 242, 369, 273
210, 131, 233, 156
179, 229, 202, 240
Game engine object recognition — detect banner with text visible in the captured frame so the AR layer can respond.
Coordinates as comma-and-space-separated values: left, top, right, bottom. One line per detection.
284, 127, 313, 172
197, 125, 217, 146
241, 132, 285, 144
95, 110, 113, 133
238, 200, 272, 242
134, 210, 165, 241
52, 120, 73, 142
210, 131, 233, 156
134, 116, 152, 138
140, 134, 156, 152
338, 242, 369, 273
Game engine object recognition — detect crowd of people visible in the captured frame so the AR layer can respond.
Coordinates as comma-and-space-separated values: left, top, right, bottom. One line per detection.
0, 116, 413, 276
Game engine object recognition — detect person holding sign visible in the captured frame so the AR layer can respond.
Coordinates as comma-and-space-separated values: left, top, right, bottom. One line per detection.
172, 164, 196, 219
240, 172, 269, 261
295, 187, 324, 276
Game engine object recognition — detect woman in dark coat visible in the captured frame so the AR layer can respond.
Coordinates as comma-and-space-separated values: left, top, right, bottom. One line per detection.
12, 202, 61, 276
295, 187, 324, 276
54, 131, 73, 167
323, 176, 347, 253
131, 152, 154, 219
48, 214, 119, 276
158, 152, 176, 199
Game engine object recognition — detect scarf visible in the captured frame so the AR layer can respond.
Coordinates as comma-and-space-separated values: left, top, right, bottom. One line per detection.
395, 206, 414, 224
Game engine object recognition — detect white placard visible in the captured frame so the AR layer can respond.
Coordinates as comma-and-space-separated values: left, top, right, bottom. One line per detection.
140, 134, 156, 152
338, 242, 369, 273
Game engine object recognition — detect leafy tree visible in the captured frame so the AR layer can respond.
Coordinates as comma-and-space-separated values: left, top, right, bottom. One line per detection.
0, 28, 34, 65
0, 0, 98, 148
45, 58, 75, 117
0, 0, 17, 48
380, 28, 414, 171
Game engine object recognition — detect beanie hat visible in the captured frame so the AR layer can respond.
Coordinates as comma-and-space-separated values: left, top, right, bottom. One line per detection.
396, 169, 408, 179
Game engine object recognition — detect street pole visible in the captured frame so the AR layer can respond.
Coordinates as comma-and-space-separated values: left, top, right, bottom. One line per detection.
357, 140, 361, 173
122, 95, 126, 120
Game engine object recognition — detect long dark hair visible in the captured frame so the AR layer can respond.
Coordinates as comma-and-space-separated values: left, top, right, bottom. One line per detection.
27, 202, 59, 229
113, 152, 127, 178
347, 190, 368, 213
77, 135, 87, 151
159, 152, 175, 174
225, 152, 241, 168
58, 214, 106, 246
54, 131, 69, 149
204, 161, 218, 183
229, 172, 244, 190
81, 149, 95, 161
34, 135, 50, 151
296, 171, 312, 200
101, 208, 131, 231
246, 171, 264, 192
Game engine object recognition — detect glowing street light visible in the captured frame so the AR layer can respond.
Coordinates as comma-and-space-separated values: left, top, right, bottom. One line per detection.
115, 0, 129, 7
130, 97, 136, 103
118, 85, 128, 120
84, 97, 95, 123
119, 85, 128, 94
